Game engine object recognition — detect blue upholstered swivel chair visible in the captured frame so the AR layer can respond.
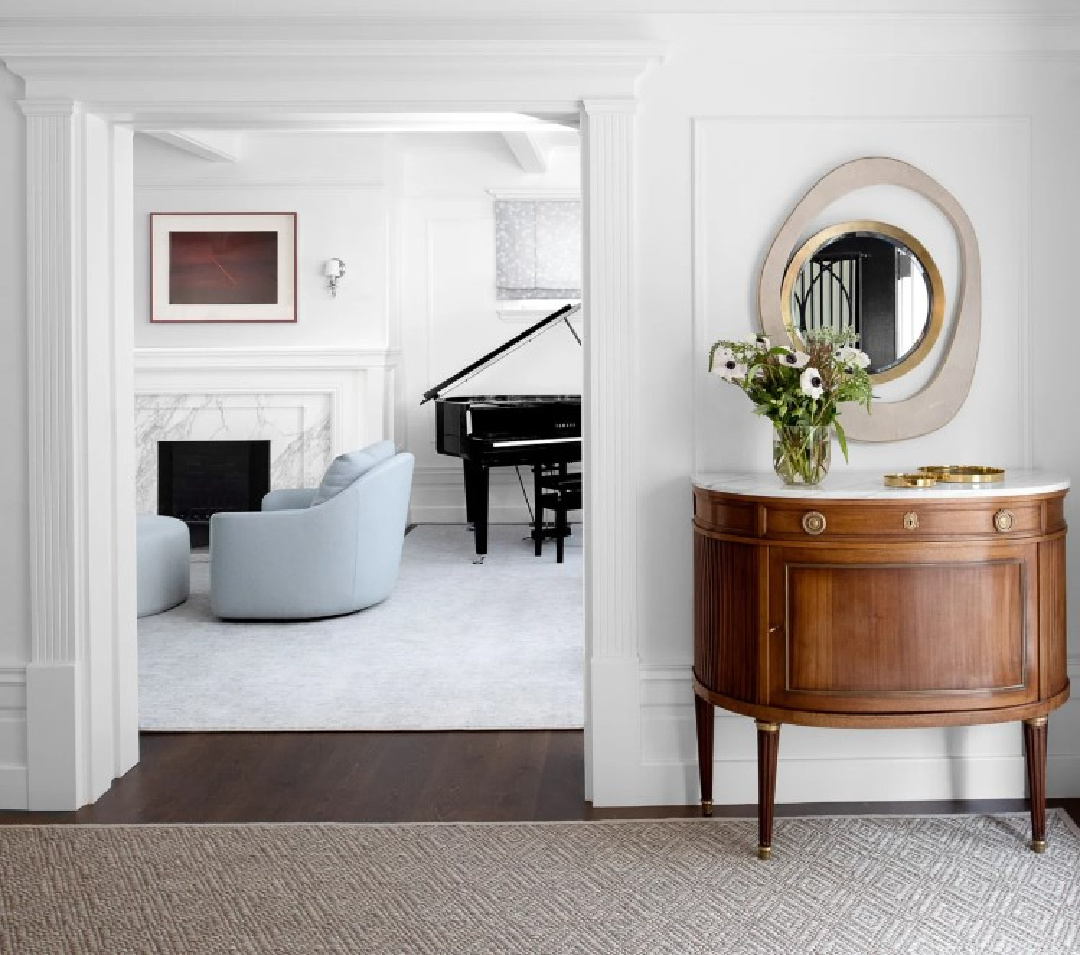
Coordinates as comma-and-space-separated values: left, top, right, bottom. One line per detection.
209, 443, 414, 620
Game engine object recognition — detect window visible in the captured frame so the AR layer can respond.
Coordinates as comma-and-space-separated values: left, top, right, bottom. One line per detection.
494, 199, 581, 304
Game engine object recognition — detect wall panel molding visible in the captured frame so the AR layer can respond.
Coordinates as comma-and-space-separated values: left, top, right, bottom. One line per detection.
692, 113, 1033, 472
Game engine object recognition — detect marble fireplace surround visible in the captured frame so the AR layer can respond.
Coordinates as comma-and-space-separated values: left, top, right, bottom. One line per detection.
134, 346, 400, 516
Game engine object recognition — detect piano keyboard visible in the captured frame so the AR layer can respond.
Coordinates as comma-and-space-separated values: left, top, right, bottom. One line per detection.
491, 437, 580, 448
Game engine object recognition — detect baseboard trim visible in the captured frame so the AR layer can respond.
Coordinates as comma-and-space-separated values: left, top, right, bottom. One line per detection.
623, 662, 1080, 808
0, 764, 28, 811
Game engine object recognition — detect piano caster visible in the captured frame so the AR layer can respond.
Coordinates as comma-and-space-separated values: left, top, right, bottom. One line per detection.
472, 555, 485, 565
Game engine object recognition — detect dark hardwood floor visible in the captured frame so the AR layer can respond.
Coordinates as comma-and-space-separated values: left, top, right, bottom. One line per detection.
0, 730, 1077, 827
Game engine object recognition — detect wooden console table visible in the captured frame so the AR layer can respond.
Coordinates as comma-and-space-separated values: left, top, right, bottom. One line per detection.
692, 471, 1070, 858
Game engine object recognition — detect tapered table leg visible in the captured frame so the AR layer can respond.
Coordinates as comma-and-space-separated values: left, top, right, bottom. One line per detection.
694, 694, 714, 817
1023, 715, 1048, 853
756, 721, 780, 859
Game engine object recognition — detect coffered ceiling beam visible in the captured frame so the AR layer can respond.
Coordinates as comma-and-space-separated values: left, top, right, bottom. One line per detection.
501, 130, 548, 173
141, 129, 243, 162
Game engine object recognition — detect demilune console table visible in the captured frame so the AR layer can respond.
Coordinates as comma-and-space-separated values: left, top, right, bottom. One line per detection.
691, 471, 1070, 858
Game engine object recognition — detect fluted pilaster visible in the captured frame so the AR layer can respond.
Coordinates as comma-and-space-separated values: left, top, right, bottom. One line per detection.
582, 99, 637, 662
21, 100, 85, 668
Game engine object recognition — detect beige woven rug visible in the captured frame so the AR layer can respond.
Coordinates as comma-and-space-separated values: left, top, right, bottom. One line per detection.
2, 812, 1078, 954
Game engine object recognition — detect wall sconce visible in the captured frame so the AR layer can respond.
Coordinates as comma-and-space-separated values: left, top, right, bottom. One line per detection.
324, 258, 346, 297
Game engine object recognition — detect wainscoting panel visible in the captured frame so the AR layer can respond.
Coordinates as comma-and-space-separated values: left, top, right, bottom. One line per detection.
638, 660, 1080, 806
0, 666, 27, 810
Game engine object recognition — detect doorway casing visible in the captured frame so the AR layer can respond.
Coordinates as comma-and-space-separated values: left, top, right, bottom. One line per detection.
3, 19, 662, 809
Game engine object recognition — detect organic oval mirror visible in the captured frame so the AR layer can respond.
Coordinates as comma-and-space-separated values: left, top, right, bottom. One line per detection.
759, 157, 981, 443
781, 220, 945, 384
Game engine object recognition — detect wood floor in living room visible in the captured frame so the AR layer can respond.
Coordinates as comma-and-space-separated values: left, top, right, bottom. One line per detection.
0, 731, 1077, 827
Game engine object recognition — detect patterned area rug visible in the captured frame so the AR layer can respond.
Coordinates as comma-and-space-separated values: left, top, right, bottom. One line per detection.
2, 812, 1079, 954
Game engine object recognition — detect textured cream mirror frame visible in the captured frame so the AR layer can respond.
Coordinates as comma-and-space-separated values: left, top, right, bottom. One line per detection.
759, 157, 981, 443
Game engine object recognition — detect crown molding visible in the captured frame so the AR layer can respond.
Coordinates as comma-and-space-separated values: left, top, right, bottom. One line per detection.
0, 19, 663, 112
0, 16, 663, 59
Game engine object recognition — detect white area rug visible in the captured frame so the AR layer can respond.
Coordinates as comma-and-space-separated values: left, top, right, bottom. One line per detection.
138, 523, 583, 731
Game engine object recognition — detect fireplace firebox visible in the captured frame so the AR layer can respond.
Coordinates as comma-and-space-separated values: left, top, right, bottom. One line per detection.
158, 440, 271, 547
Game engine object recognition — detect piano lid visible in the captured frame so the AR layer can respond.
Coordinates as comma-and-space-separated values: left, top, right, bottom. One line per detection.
420, 302, 582, 404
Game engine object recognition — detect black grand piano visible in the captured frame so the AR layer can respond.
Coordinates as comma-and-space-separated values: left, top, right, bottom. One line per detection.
421, 303, 582, 559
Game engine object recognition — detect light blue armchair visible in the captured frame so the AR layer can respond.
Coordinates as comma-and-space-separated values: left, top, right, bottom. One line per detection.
209, 448, 415, 620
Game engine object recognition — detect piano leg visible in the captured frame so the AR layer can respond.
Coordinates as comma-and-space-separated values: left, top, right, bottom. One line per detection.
463, 461, 490, 558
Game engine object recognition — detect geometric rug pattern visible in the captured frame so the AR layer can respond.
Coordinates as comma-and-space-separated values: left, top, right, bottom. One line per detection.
2, 811, 1079, 954
138, 523, 583, 731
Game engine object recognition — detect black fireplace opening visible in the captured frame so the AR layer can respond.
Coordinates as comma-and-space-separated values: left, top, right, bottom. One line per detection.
158, 440, 271, 547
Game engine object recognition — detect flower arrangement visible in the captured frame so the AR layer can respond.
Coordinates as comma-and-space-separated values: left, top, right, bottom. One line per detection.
708, 328, 873, 483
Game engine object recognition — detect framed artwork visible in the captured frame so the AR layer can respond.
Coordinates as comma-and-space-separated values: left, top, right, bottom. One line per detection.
150, 212, 297, 323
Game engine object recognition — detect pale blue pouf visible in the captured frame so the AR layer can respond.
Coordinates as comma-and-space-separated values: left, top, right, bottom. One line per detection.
136, 515, 191, 618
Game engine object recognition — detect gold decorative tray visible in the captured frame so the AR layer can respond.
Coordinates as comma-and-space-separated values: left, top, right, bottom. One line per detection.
883, 473, 938, 488
916, 465, 1005, 483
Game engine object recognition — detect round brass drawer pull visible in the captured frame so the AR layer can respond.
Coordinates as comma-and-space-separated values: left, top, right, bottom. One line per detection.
994, 509, 1016, 532
802, 511, 826, 535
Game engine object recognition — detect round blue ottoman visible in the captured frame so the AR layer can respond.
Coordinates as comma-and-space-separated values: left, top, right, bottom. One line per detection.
137, 515, 191, 617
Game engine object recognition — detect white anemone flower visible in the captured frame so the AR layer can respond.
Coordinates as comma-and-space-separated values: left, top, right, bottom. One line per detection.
717, 356, 747, 382
744, 333, 771, 349
710, 347, 735, 375
800, 366, 824, 400
836, 346, 871, 369
779, 348, 810, 370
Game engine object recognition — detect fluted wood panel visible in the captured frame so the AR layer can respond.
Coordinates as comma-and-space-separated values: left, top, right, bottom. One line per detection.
1040, 537, 1069, 699
22, 102, 82, 667
693, 535, 757, 701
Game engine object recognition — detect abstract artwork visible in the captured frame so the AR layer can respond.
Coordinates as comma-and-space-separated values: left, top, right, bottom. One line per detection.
150, 212, 297, 322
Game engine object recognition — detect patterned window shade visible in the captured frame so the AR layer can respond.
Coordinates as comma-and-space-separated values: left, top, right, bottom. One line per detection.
495, 199, 582, 300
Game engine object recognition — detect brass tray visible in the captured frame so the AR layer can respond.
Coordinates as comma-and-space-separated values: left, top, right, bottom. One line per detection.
884, 472, 938, 488
917, 465, 1005, 484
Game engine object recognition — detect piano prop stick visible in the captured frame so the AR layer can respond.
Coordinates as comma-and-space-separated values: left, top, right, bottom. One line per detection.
422, 304, 583, 561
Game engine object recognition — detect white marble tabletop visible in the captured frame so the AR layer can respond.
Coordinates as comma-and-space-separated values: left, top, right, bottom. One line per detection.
691, 469, 1071, 500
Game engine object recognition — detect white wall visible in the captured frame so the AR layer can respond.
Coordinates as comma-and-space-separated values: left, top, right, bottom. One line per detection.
629, 21, 1080, 804
398, 131, 583, 523
134, 132, 390, 348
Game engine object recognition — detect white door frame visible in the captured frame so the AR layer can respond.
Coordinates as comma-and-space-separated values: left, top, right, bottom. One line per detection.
4, 21, 660, 809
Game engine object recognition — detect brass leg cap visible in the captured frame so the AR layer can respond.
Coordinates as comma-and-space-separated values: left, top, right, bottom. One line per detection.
1032, 839, 1047, 854
701, 800, 713, 818
757, 845, 772, 860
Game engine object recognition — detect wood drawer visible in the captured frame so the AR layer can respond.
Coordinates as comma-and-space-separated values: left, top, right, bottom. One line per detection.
763, 500, 1043, 540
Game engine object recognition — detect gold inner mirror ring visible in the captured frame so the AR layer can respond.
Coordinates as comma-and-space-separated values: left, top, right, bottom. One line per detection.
779, 220, 945, 385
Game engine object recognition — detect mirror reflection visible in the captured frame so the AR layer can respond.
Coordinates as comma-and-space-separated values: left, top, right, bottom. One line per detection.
782, 221, 944, 382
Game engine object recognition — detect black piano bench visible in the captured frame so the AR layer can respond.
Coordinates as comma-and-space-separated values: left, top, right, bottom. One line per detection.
534, 473, 582, 564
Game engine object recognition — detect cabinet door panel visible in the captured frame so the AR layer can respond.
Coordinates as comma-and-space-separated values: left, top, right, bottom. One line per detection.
768, 543, 1038, 713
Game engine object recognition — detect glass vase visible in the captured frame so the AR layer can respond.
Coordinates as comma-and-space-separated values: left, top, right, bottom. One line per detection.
772, 424, 831, 486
